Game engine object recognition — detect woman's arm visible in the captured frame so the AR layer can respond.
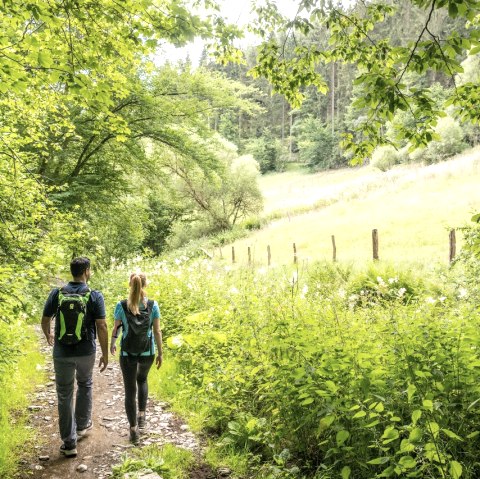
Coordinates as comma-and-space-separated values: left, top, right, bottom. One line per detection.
110, 319, 123, 355
153, 317, 163, 369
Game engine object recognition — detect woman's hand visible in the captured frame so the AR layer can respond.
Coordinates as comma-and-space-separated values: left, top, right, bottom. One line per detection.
156, 354, 162, 369
110, 336, 117, 355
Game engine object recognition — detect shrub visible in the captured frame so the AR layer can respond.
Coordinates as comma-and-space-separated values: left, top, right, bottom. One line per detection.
247, 137, 285, 174
102, 257, 480, 478
243, 216, 262, 231
370, 145, 401, 171
409, 116, 467, 164
293, 117, 346, 170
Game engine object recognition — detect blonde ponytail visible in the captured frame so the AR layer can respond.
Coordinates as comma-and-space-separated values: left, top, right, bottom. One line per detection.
127, 272, 147, 315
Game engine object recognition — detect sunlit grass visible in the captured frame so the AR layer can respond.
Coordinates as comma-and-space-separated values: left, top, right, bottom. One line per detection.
149, 355, 210, 432
0, 327, 45, 478
205, 443, 249, 478
229, 147, 480, 268
111, 443, 194, 479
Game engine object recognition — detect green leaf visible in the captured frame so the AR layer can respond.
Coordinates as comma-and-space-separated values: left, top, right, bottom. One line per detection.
38, 51, 52, 68
441, 428, 463, 441
319, 415, 335, 431
407, 383, 416, 402
367, 456, 390, 465
352, 410, 367, 419
411, 409, 422, 425
422, 399, 433, 412
382, 426, 399, 444
341, 466, 351, 479
409, 427, 423, 443
336, 430, 350, 446
449, 461, 463, 479
400, 439, 415, 453
448, 2, 458, 17
398, 455, 416, 469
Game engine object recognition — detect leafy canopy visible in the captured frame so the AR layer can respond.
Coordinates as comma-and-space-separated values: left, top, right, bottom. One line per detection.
251, 0, 480, 161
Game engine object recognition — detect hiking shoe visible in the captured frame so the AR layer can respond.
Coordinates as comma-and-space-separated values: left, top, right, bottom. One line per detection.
77, 420, 93, 438
137, 415, 146, 430
60, 443, 77, 457
129, 427, 140, 445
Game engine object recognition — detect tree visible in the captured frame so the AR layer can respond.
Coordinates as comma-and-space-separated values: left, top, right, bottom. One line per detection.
293, 116, 345, 170
251, 0, 480, 161
154, 142, 263, 236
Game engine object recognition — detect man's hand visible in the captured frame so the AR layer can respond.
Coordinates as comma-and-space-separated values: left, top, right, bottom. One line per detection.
96, 319, 109, 372
98, 356, 108, 372
41, 316, 54, 346
155, 354, 162, 369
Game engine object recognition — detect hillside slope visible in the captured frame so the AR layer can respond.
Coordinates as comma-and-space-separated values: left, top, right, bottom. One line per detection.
229, 147, 480, 267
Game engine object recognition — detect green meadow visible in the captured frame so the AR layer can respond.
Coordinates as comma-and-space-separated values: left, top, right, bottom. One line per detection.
228, 147, 480, 267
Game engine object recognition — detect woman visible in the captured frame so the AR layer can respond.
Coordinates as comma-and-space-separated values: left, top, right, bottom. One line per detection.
110, 272, 162, 444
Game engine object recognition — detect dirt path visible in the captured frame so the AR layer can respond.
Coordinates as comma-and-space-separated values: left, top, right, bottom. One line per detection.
17, 334, 207, 479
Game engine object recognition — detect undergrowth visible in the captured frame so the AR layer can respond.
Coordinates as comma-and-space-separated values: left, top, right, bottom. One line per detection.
100, 254, 480, 479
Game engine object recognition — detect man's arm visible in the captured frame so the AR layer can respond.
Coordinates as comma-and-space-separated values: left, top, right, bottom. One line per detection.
41, 288, 58, 346
96, 319, 109, 372
41, 316, 54, 346
153, 317, 163, 369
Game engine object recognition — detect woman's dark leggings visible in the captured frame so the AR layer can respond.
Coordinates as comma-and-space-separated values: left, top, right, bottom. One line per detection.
119, 354, 155, 427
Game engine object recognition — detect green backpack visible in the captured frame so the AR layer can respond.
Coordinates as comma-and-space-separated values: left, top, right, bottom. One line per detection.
55, 288, 91, 345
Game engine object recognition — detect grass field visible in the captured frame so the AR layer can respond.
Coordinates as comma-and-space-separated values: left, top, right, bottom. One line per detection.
225, 147, 480, 267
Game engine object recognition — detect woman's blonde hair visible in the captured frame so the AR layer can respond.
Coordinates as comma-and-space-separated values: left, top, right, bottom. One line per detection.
127, 272, 147, 315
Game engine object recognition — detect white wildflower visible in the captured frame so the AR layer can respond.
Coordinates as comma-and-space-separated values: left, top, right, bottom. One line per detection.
458, 287, 468, 298
300, 284, 309, 299
229, 286, 239, 295
439, 296, 447, 303
397, 287, 406, 298
388, 277, 398, 284
426, 297, 436, 304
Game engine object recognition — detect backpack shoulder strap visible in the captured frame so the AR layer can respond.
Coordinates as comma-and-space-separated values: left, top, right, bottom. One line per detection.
120, 299, 129, 315
147, 300, 154, 314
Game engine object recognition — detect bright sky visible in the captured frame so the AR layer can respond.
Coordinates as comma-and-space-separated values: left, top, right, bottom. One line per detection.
156, 0, 300, 66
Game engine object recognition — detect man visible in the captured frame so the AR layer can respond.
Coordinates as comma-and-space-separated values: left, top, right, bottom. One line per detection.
41, 257, 109, 457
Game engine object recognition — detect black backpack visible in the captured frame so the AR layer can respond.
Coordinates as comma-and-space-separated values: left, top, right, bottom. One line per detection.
55, 287, 91, 345
120, 299, 154, 355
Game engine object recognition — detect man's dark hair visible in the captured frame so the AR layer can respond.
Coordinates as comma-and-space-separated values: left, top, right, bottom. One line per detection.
70, 257, 91, 278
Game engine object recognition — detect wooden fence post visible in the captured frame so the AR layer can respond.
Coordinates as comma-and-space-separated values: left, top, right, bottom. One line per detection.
293, 243, 297, 264
232, 246, 235, 264
331, 235, 337, 262
449, 229, 456, 263
267, 245, 271, 266
372, 229, 379, 261
248, 246, 252, 265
